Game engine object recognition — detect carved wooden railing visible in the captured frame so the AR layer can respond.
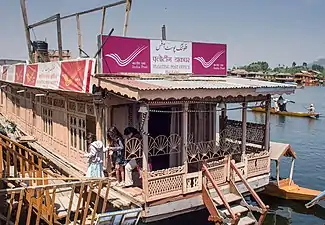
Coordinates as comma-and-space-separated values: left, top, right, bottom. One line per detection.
246, 150, 270, 179
225, 119, 265, 146
230, 160, 269, 224
202, 163, 239, 224
143, 165, 185, 202
142, 158, 230, 202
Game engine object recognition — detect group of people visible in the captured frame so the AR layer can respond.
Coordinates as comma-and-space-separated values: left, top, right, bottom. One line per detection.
82, 126, 151, 187
257, 95, 316, 113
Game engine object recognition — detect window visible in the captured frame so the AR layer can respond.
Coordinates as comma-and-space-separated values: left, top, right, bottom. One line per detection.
69, 115, 86, 152
42, 107, 53, 136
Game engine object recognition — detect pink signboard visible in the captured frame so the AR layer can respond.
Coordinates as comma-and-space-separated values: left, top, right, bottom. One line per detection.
192, 42, 227, 75
101, 36, 150, 74
99, 36, 227, 76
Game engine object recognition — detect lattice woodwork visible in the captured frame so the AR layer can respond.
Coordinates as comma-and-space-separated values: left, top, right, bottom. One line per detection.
147, 165, 185, 178
146, 165, 185, 201
68, 101, 76, 112
225, 119, 266, 145
206, 158, 228, 186
184, 172, 202, 194
125, 137, 142, 160
77, 102, 86, 113
247, 150, 270, 178
86, 104, 94, 115
187, 129, 241, 163
53, 98, 65, 108
148, 134, 181, 156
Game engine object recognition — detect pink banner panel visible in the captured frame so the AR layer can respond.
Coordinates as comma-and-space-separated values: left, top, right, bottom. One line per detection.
101, 36, 151, 74
192, 42, 227, 75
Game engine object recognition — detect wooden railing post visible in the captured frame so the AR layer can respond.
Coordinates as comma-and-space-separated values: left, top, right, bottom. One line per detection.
0, 137, 3, 178
202, 164, 239, 223
230, 160, 268, 214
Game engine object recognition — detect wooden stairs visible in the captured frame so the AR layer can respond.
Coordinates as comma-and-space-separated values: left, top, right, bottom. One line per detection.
202, 161, 268, 225
213, 193, 256, 225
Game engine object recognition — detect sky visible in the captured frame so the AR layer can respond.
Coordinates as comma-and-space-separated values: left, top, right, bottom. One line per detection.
1, 0, 325, 68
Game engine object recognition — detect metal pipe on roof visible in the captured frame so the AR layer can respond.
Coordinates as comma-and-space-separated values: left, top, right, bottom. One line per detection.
28, 0, 126, 29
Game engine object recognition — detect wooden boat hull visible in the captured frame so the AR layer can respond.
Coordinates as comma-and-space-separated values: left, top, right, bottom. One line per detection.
251, 107, 320, 118
263, 179, 321, 201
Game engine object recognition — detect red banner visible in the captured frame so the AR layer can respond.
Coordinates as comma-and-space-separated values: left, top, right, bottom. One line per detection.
14, 65, 25, 84
0, 59, 95, 93
59, 60, 87, 92
24, 65, 38, 87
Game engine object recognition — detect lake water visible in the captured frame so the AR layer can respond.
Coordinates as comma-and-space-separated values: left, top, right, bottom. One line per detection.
148, 86, 325, 225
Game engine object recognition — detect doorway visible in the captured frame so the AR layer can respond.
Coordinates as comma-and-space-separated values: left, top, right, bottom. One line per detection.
148, 107, 172, 170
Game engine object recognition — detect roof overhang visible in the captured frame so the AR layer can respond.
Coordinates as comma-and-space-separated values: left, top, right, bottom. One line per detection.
90, 76, 296, 101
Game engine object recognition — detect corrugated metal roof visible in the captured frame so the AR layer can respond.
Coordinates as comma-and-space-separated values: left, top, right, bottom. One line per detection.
103, 77, 295, 91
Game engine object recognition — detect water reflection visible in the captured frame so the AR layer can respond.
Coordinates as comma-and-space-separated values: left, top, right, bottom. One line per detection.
262, 195, 325, 224
277, 115, 286, 124
307, 118, 316, 130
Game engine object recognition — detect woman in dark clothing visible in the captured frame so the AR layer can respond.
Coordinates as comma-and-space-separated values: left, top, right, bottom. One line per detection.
124, 126, 142, 140
107, 126, 125, 186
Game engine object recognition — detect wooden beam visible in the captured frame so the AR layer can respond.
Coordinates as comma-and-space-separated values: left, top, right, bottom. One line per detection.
100, 7, 106, 35
20, 0, 33, 63
123, 0, 132, 36
76, 14, 82, 57
28, 0, 126, 29
56, 14, 63, 61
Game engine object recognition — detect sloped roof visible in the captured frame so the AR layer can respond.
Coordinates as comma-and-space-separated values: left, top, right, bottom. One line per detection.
270, 142, 296, 161
93, 76, 296, 101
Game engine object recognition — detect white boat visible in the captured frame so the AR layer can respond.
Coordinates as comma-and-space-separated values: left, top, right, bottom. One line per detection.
305, 190, 325, 209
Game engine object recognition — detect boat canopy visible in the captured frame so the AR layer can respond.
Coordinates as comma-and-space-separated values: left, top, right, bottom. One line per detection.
270, 142, 296, 161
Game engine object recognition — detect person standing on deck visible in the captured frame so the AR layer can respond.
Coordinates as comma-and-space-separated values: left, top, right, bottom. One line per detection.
276, 95, 295, 112
107, 127, 125, 186
272, 97, 280, 112
307, 104, 315, 113
83, 132, 106, 177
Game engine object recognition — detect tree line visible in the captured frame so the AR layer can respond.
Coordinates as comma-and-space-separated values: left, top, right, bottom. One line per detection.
233, 61, 325, 77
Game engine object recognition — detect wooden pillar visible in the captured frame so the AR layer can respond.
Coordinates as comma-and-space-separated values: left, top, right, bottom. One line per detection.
219, 102, 227, 135
139, 104, 149, 171
241, 101, 247, 159
212, 104, 217, 144
182, 103, 188, 172
265, 95, 271, 151
56, 13, 63, 61
76, 14, 82, 57
95, 105, 103, 141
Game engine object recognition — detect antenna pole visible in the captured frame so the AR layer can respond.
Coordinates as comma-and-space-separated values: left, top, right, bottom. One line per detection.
20, 0, 33, 63
162, 25, 166, 40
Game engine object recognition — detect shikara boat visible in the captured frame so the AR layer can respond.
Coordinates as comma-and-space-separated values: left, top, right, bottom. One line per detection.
251, 106, 320, 119
263, 143, 321, 201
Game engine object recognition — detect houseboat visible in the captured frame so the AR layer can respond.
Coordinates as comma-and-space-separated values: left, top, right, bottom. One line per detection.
0, 34, 297, 224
